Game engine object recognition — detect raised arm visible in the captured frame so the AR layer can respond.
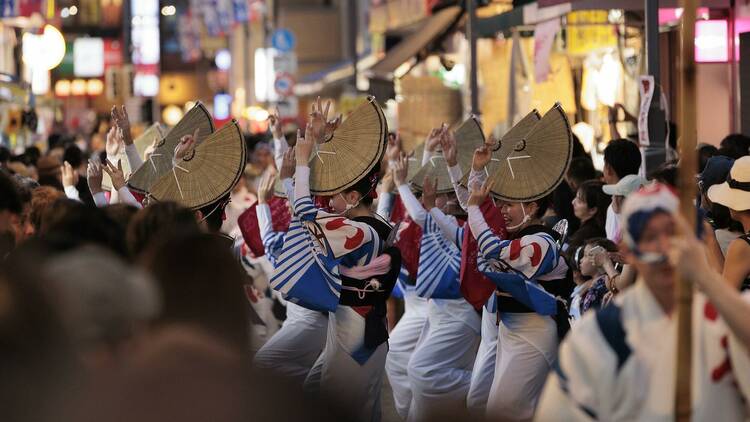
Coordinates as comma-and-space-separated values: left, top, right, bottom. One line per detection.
393, 153, 427, 227
111, 105, 144, 172
87, 160, 108, 207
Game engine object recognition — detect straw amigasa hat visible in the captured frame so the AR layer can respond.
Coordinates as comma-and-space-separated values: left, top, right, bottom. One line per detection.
410, 116, 486, 194
307, 96, 388, 196
486, 103, 572, 202
148, 120, 247, 210
127, 102, 214, 194
103, 123, 165, 191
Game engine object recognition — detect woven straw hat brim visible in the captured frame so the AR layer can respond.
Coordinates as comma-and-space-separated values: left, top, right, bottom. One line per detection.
459, 110, 541, 188
103, 123, 165, 191
308, 97, 387, 196
410, 117, 485, 194
488, 103, 573, 202
128, 103, 214, 193
149, 120, 247, 210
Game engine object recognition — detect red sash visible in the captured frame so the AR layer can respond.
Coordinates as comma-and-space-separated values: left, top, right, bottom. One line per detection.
460, 198, 506, 310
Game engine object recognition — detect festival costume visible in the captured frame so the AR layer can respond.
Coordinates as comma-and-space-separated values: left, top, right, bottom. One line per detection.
536, 281, 750, 421
270, 99, 396, 421
252, 179, 327, 383
466, 105, 575, 421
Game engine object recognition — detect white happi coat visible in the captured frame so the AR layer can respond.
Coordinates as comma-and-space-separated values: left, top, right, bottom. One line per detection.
536, 280, 750, 421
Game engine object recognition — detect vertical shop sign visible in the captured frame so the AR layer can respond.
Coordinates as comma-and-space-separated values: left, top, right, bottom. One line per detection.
534, 18, 559, 83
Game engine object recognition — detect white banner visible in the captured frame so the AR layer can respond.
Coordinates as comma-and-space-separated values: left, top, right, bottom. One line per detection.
637, 75, 655, 147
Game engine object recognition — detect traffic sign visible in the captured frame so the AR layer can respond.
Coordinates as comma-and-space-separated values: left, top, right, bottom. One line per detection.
271, 28, 296, 53
274, 72, 295, 97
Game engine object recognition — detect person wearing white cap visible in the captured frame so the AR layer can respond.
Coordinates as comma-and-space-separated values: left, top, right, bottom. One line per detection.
601, 139, 643, 244
601, 174, 647, 243
707, 156, 750, 290
535, 183, 750, 421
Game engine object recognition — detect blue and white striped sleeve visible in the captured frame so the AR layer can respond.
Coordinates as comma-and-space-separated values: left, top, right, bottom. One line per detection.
256, 203, 285, 261
293, 165, 320, 221
429, 207, 464, 250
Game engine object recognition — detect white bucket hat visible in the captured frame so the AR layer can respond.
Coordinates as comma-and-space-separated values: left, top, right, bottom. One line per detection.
708, 156, 750, 211
602, 174, 647, 196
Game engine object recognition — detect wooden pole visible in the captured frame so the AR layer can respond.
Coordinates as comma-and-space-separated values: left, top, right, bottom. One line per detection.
675, 0, 697, 420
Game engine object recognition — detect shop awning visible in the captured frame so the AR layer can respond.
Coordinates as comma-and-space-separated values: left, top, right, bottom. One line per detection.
369, 5, 463, 80
293, 53, 378, 97
477, 0, 731, 37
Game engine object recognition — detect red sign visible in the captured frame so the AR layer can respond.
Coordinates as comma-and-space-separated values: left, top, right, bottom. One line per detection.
104, 39, 124, 69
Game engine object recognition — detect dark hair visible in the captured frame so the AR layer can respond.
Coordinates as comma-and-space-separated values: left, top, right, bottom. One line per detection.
0, 146, 10, 164
103, 204, 139, 246
566, 157, 596, 189
571, 133, 589, 160
719, 133, 750, 159
0, 170, 22, 214
126, 202, 201, 258
29, 186, 65, 232
603, 139, 641, 179
344, 165, 381, 208
698, 144, 718, 173
583, 237, 618, 253
533, 194, 551, 219
576, 180, 611, 227
197, 196, 229, 233
63, 144, 84, 168
141, 233, 249, 350
708, 201, 743, 232
40, 199, 129, 257
648, 162, 678, 188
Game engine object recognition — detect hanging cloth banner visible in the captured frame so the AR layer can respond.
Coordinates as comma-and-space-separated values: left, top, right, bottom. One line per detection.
638, 75, 655, 147
533, 18, 560, 83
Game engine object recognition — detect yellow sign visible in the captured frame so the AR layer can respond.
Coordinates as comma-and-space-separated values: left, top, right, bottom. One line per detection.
566, 11, 617, 56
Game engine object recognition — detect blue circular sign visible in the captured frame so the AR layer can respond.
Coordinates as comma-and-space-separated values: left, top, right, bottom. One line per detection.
271, 29, 296, 53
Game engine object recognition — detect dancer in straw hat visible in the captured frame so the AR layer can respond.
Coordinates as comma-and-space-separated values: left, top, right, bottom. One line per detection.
535, 183, 750, 421
388, 122, 482, 421
465, 105, 575, 420
270, 98, 400, 421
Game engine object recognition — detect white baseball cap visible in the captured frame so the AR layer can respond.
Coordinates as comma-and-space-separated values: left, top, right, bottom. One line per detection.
602, 174, 647, 196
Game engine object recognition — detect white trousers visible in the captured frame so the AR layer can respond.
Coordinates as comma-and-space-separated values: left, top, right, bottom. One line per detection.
486, 312, 557, 422
467, 305, 499, 414
385, 289, 429, 419
253, 302, 327, 383
319, 306, 388, 422
406, 298, 481, 422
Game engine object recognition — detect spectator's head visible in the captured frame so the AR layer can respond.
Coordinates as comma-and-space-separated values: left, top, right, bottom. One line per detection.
698, 143, 719, 173
648, 162, 678, 188
9, 174, 36, 246
126, 202, 201, 258
620, 183, 679, 288
0, 170, 22, 233
63, 144, 85, 170
141, 233, 249, 351
104, 204, 139, 243
707, 156, 750, 224
572, 180, 611, 227
603, 174, 646, 214
40, 199, 128, 256
566, 157, 597, 191
43, 245, 160, 368
29, 186, 65, 235
718, 133, 750, 159
36, 155, 63, 190
196, 196, 230, 234
578, 237, 618, 278
699, 156, 741, 230
603, 139, 641, 184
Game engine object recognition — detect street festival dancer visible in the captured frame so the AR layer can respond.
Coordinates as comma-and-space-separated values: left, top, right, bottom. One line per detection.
270, 98, 400, 421
389, 118, 485, 421
466, 103, 576, 420
535, 183, 750, 421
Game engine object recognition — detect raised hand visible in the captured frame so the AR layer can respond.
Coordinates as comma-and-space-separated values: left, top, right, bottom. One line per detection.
440, 127, 457, 167
308, 96, 339, 144
257, 168, 277, 205
105, 127, 123, 158
87, 159, 103, 194
279, 147, 296, 180
386, 132, 402, 163
392, 153, 409, 186
102, 159, 126, 191
425, 124, 446, 152
472, 139, 496, 171
61, 161, 79, 188
468, 178, 494, 207
295, 123, 315, 165
422, 176, 437, 210
268, 107, 283, 140
111, 105, 132, 145
173, 128, 200, 163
